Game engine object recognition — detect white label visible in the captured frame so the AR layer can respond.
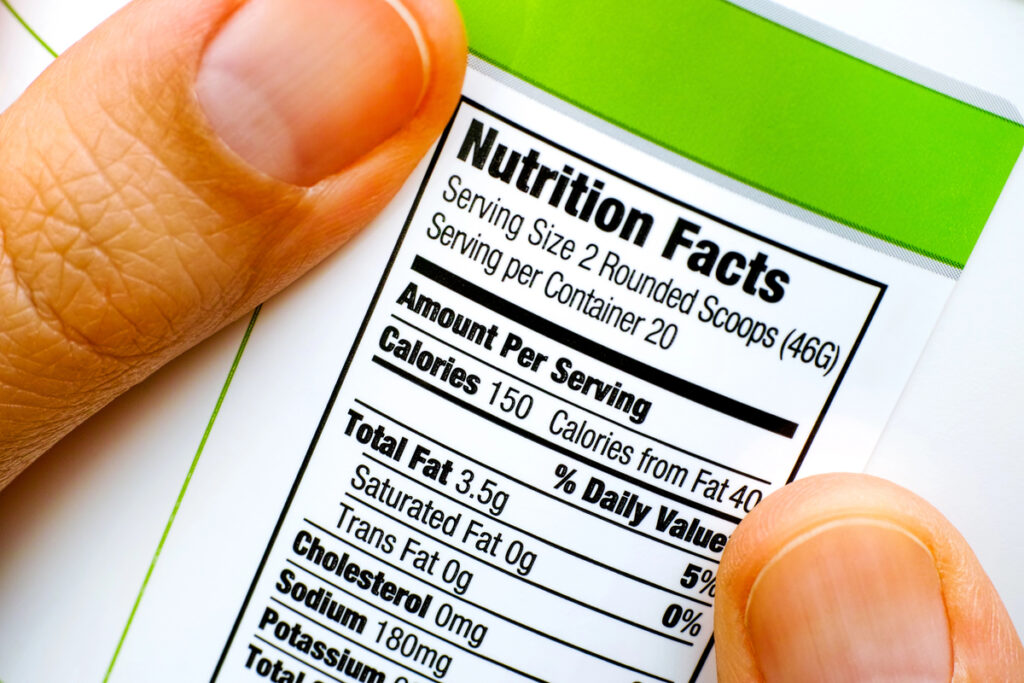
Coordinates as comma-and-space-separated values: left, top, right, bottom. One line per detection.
108, 66, 955, 683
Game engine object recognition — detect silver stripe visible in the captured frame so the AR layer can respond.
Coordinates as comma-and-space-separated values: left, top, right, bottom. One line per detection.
469, 55, 961, 279
729, 0, 1023, 125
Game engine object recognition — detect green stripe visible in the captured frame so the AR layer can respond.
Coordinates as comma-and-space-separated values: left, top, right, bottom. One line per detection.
6, 13, 263, 678
456, 0, 1024, 268
104, 307, 262, 682
1, 0, 58, 57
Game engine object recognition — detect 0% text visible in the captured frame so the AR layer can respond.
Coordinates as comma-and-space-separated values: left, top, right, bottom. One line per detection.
662, 604, 704, 638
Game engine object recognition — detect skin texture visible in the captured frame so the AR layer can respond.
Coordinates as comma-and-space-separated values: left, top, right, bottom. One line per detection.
716, 474, 1024, 682
0, 0, 466, 487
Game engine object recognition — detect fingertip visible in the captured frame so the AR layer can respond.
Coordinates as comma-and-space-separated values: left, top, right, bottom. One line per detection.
196, 0, 465, 186
257, 0, 467, 295
715, 473, 1024, 682
0, 0, 467, 475
359, 0, 467, 165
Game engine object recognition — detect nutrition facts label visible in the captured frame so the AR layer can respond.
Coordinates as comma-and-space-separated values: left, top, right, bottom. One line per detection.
211, 89, 886, 683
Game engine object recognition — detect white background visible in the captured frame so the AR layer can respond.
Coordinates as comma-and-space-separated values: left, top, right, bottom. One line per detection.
1, 0, 1023, 681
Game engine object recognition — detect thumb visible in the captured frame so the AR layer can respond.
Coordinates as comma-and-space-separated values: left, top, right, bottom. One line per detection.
0, 0, 465, 487
714, 473, 1024, 682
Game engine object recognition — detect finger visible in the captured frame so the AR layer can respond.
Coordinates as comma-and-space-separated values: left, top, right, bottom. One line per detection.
0, 0, 466, 487
714, 473, 1024, 682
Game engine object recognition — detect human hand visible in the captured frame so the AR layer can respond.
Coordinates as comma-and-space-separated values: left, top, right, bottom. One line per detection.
715, 473, 1024, 681
0, 0, 466, 488
2, 1, 1022, 681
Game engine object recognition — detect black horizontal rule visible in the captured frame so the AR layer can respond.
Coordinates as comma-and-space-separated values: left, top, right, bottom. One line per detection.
410, 255, 798, 438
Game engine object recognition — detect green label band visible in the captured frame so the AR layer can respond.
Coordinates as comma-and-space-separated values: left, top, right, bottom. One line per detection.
456, 0, 1024, 269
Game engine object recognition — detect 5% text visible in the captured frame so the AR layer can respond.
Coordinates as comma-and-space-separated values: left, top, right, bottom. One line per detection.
680, 562, 716, 597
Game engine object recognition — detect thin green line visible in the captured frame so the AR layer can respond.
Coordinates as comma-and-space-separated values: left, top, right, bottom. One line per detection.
4, 8, 260, 679
103, 306, 262, 682
1, 0, 58, 57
